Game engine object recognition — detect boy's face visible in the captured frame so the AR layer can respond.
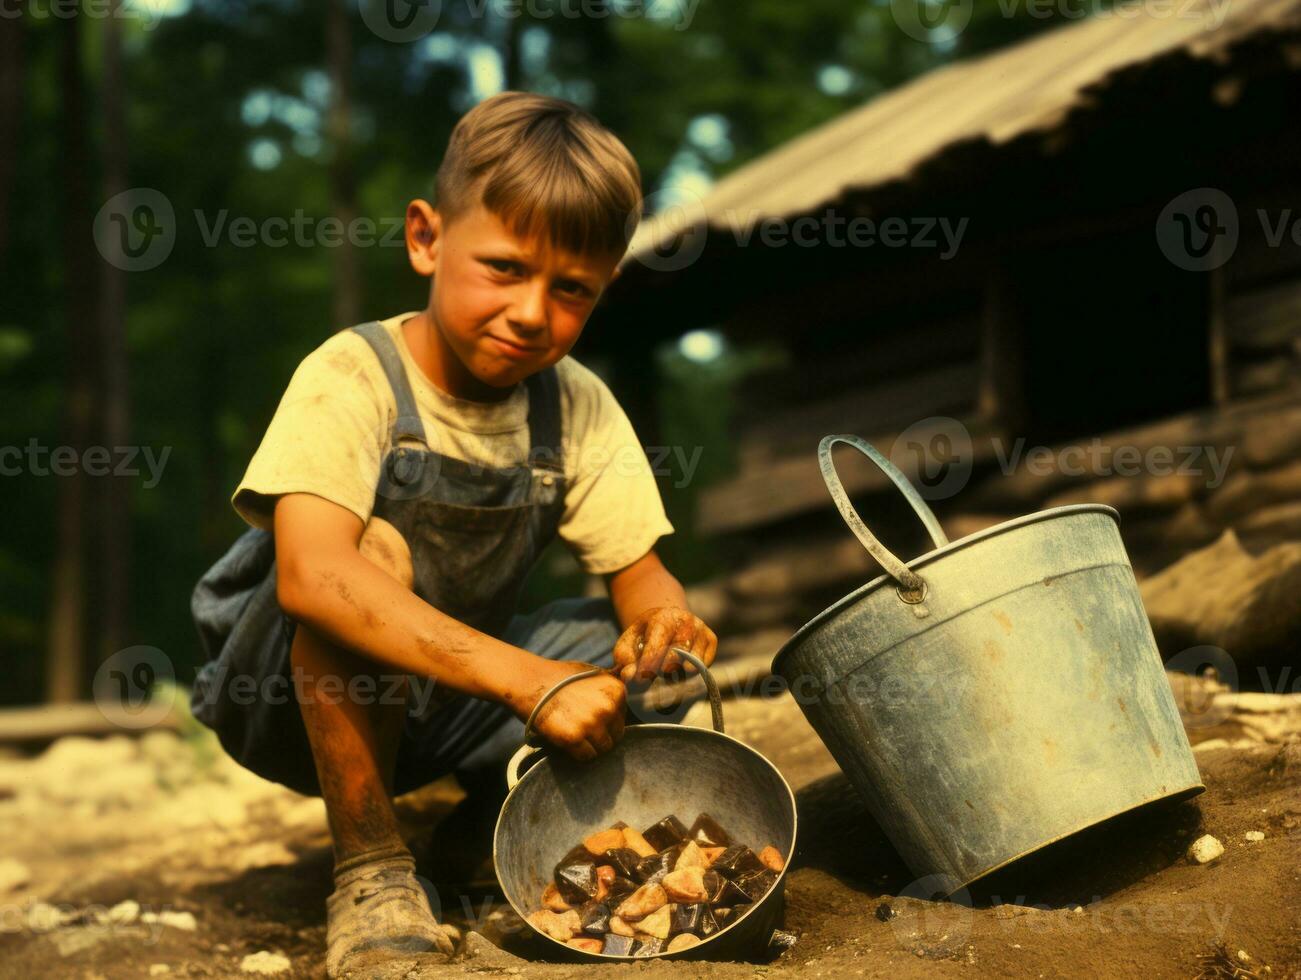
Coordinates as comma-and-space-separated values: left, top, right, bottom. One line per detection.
407, 199, 622, 391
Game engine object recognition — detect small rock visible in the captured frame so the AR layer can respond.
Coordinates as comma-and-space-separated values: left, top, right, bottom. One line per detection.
1187, 834, 1225, 863
107, 900, 140, 925
758, 846, 785, 872
148, 966, 170, 977
701, 846, 726, 865
141, 910, 197, 932
637, 904, 672, 940
1231, 692, 1294, 713
674, 841, 707, 870
992, 903, 1050, 918
620, 826, 657, 858
526, 909, 580, 942
540, 882, 571, 913
582, 828, 624, 856
662, 867, 708, 904
769, 928, 800, 955
1245, 831, 1266, 842
667, 932, 701, 952
0, 858, 31, 894
614, 882, 667, 920
454, 931, 527, 967
240, 951, 291, 975
27, 902, 67, 931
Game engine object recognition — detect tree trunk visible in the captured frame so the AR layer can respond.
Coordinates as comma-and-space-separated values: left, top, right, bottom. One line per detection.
47, 12, 96, 703
327, 0, 360, 329
97, 0, 131, 665
0, 17, 23, 263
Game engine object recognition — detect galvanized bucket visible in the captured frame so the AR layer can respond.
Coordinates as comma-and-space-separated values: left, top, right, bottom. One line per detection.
772, 435, 1203, 894
495, 650, 798, 961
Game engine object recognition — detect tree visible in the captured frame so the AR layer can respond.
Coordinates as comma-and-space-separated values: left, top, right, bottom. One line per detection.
46, 11, 96, 702
97, 0, 132, 664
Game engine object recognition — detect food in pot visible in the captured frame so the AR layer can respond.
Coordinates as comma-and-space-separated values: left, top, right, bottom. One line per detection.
602, 933, 636, 956
758, 845, 785, 872
531, 812, 784, 956
642, 815, 689, 851
614, 881, 668, 921
688, 813, 731, 848
527, 909, 580, 941
668, 933, 702, 952
662, 865, 709, 903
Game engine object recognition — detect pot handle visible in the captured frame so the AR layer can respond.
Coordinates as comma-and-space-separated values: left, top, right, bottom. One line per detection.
818, 434, 949, 602
505, 647, 724, 790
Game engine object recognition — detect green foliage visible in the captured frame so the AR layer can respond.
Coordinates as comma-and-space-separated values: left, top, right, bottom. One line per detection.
1, 0, 1082, 703
653, 333, 787, 580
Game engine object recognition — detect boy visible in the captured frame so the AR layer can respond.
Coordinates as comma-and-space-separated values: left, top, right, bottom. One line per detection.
190, 92, 717, 976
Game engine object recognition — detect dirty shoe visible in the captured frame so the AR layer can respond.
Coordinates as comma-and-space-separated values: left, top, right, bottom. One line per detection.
326, 849, 455, 977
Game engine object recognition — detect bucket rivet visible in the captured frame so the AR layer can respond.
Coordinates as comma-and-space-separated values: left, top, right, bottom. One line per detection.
897, 582, 927, 604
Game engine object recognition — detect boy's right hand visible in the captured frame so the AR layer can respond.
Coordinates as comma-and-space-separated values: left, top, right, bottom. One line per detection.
528, 663, 627, 762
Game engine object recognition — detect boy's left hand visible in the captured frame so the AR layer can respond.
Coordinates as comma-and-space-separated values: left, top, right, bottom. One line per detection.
613, 606, 718, 686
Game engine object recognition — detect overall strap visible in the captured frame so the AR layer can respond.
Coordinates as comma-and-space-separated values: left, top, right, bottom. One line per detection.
524, 367, 564, 475
350, 321, 428, 448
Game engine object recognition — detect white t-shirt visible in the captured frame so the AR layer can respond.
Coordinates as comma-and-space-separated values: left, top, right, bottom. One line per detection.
232, 312, 674, 575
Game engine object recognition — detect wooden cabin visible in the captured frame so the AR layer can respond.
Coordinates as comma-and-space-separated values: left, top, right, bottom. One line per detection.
581, 0, 1301, 643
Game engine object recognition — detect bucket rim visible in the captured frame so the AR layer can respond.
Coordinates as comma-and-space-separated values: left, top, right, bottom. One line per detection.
493, 722, 799, 961
771, 503, 1120, 674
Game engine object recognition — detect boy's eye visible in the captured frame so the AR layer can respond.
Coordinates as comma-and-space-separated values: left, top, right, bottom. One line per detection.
485, 259, 522, 275
554, 279, 592, 299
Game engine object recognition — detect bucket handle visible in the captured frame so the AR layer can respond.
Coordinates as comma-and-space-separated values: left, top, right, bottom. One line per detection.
506, 647, 723, 790
818, 434, 949, 602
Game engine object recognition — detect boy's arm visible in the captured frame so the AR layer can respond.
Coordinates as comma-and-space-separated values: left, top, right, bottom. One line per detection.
274, 492, 626, 759
605, 549, 718, 685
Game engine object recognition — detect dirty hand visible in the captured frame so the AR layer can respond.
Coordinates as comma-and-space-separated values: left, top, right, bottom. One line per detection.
530, 662, 627, 761
613, 606, 718, 687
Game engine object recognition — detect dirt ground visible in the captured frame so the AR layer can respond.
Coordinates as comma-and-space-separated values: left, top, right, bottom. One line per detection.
0, 681, 1297, 980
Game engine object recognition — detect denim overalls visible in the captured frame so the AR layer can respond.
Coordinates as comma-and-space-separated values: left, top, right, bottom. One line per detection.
190, 321, 620, 797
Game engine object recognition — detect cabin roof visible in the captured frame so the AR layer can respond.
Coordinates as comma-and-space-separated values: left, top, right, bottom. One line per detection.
622, 0, 1301, 270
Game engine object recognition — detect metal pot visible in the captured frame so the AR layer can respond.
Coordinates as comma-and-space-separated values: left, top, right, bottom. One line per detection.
493, 649, 797, 961
773, 435, 1203, 895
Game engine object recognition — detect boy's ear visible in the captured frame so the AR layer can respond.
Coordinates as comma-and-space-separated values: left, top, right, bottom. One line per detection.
406, 200, 440, 277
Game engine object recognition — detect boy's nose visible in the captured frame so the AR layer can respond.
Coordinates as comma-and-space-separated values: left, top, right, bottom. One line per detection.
508, 280, 549, 336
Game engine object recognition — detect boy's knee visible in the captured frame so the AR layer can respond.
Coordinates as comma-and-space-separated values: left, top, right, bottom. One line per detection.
359, 516, 414, 591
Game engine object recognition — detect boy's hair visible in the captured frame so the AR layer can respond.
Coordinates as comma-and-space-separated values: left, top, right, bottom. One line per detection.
434, 91, 643, 260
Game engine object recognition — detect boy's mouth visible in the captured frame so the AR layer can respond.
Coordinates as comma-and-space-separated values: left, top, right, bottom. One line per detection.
486, 333, 546, 359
